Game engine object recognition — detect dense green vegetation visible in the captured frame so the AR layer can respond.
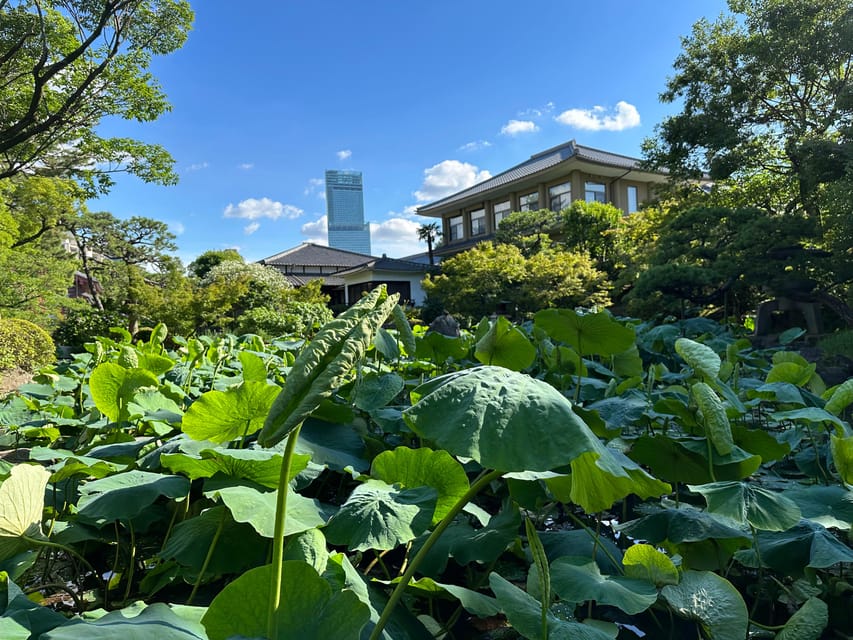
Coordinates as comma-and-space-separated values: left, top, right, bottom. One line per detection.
1, 286, 853, 639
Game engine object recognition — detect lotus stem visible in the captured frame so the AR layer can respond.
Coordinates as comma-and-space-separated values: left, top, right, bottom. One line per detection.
369, 468, 505, 640
188, 507, 226, 605
267, 422, 303, 640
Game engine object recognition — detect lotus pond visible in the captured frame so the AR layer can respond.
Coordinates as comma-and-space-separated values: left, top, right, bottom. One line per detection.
1, 286, 852, 639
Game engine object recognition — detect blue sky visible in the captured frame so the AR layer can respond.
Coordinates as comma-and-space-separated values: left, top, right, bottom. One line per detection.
92, 0, 730, 264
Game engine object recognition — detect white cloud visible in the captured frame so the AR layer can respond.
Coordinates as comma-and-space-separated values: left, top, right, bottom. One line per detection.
223, 197, 304, 220
518, 102, 555, 118
301, 215, 328, 244
414, 160, 491, 203
244, 222, 260, 235
370, 217, 427, 257
458, 140, 492, 152
500, 119, 539, 136
169, 222, 185, 236
185, 161, 209, 172
304, 177, 325, 197
238, 162, 254, 170
555, 101, 641, 131
337, 149, 352, 161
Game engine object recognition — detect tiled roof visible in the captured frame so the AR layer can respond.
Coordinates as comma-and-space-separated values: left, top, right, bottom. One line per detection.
417, 140, 659, 213
335, 256, 437, 276
259, 242, 375, 268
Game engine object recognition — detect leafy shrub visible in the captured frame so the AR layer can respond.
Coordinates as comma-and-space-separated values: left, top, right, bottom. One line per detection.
0, 317, 56, 371
236, 302, 334, 338
53, 306, 125, 349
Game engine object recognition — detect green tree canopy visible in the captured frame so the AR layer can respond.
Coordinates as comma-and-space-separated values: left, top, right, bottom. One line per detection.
423, 243, 610, 322
643, 0, 853, 222
0, 0, 194, 193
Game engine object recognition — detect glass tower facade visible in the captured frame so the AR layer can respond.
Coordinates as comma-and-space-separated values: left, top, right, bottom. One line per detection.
325, 170, 372, 255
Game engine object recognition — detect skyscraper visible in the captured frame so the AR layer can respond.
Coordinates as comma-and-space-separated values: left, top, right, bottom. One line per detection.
325, 170, 372, 255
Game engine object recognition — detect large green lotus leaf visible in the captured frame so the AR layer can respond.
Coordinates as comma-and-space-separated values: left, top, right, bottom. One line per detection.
415, 331, 470, 363
630, 435, 761, 485
539, 530, 623, 574
324, 480, 436, 551
353, 372, 404, 412
28, 447, 122, 482
293, 418, 368, 472
692, 382, 733, 455
555, 450, 670, 514
371, 447, 469, 524
675, 338, 721, 381
784, 485, 853, 530
403, 366, 606, 472
127, 389, 183, 423
0, 465, 50, 561
159, 506, 266, 576
161, 447, 308, 489
42, 603, 206, 639
373, 327, 401, 361
622, 543, 679, 587
260, 287, 399, 447
207, 485, 327, 538
613, 344, 644, 378
734, 520, 853, 574
766, 361, 816, 386
76, 471, 190, 527
137, 352, 176, 377
731, 425, 790, 463
775, 597, 828, 640
688, 481, 802, 531
534, 308, 635, 357
283, 528, 329, 574
615, 505, 749, 545
489, 573, 612, 640
772, 408, 846, 434
747, 382, 806, 406
474, 315, 536, 371
550, 556, 658, 615
824, 378, 853, 416
585, 395, 648, 438
202, 561, 369, 640
661, 570, 748, 640
238, 350, 267, 383
412, 502, 521, 576
181, 381, 280, 444
89, 363, 160, 423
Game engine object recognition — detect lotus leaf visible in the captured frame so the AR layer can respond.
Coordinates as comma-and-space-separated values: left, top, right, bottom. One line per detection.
661, 570, 748, 640
550, 556, 658, 615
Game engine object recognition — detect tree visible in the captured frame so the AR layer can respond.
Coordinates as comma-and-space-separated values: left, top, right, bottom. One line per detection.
643, 0, 853, 224
417, 223, 440, 266
64, 212, 178, 334
0, 0, 193, 192
188, 249, 244, 279
0, 176, 81, 324
422, 243, 610, 323
495, 209, 562, 257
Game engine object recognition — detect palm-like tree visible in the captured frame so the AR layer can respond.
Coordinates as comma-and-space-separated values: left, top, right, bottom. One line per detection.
417, 222, 440, 266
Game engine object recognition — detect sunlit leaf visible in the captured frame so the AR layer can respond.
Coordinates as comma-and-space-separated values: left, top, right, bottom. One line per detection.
622, 543, 679, 587
0, 465, 50, 561
371, 447, 469, 524
474, 316, 536, 371
692, 382, 733, 455
202, 562, 369, 640
675, 338, 721, 381
534, 308, 635, 357
181, 381, 280, 444
89, 363, 159, 422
